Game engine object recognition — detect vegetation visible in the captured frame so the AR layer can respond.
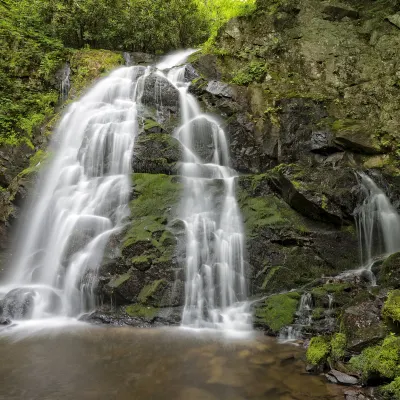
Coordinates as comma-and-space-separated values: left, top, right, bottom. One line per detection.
255, 292, 300, 333
306, 336, 330, 366
349, 334, 400, 383
383, 290, 400, 325
331, 333, 347, 361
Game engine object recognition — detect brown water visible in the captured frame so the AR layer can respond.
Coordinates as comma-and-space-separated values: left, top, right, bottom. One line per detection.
0, 325, 342, 400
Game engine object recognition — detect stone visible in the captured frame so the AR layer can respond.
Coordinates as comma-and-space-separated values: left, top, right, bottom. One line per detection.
322, 6, 360, 21
377, 252, 400, 288
326, 369, 358, 386
342, 301, 388, 352
205, 81, 235, 98
387, 13, 400, 30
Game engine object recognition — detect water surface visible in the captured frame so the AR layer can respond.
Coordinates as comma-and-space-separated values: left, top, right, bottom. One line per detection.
0, 326, 343, 400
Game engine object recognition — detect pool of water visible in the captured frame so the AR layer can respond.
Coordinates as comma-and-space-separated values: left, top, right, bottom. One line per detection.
0, 324, 343, 400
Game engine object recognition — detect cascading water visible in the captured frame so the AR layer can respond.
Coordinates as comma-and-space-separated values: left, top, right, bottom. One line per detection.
158, 55, 252, 332
337, 173, 400, 284
0, 66, 149, 322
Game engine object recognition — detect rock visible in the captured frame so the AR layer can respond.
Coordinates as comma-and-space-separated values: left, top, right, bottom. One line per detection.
344, 389, 370, 400
124, 52, 159, 66
326, 369, 358, 386
141, 74, 180, 113
322, 6, 360, 21
387, 13, 400, 29
377, 252, 400, 288
310, 130, 339, 154
0, 317, 11, 325
132, 133, 182, 175
1, 288, 35, 319
184, 64, 199, 82
342, 301, 388, 352
205, 81, 235, 98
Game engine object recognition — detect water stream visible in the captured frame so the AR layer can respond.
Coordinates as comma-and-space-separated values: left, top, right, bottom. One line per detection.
158, 55, 251, 331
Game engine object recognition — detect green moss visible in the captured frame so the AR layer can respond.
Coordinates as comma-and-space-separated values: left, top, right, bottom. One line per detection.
306, 336, 330, 366
312, 308, 325, 321
231, 61, 267, 86
331, 333, 347, 361
383, 290, 400, 324
349, 334, 400, 383
381, 376, 400, 400
255, 292, 300, 333
18, 149, 51, 177
312, 283, 351, 297
109, 273, 131, 288
143, 119, 161, 131
138, 279, 167, 305
261, 266, 281, 290
69, 49, 124, 98
125, 304, 158, 319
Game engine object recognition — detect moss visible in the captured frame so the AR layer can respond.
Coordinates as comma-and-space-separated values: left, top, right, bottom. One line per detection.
109, 273, 131, 288
312, 308, 325, 321
306, 336, 330, 366
349, 334, 400, 383
138, 279, 167, 305
143, 119, 161, 131
18, 149, 51, 177
255, 292, 300, 333
69, 49, 124, 98
125, 304, 158, 319
331, 333, 347, 361
261, 266, 281, 290
383, 290, 400, 324
231, 61, 267, 86
380, 376, 400, 400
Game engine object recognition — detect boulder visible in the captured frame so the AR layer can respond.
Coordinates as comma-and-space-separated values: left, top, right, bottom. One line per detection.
342, 301, 388, 352
377, 252, 400, 288
326, 369, 358, 385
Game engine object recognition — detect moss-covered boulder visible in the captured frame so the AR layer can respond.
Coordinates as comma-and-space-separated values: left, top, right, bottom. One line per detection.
306, 336, 330, 370
132, 133, 182, 175
342, 300, 388, 352
382, 290, 400, 327
378, 253, 400, 289
349, 334, 400, 384
254, 292, 300, 334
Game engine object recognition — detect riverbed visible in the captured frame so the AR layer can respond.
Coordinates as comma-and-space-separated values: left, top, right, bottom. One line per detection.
0, 323, 343, 399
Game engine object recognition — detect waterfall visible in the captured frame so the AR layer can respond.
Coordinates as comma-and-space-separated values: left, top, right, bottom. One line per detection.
0, 50, 250, 332
158, 53, 251, 331
0, 66, 148, 321
59, 62, 71, 103
356, 172, 400, 267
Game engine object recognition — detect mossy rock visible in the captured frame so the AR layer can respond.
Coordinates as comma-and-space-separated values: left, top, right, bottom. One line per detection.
306, 336, 330, 367
125, 304, 159, 319
311, 283, 353, 308
382, 290, 400, 327
331, 333, 347, 361
254, 292, 300, 334
378, 252, 400, 289
349, 334, 400, 384
380, 376, 400, 400
138, 279, 167, 306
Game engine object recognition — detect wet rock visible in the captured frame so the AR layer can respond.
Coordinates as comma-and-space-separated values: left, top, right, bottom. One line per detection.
205, 81, 235, 98
0, 317, 11, 325
0, 288, 35, 319
141, 74, 180, 113
184, 64, 199, 82
124, 52, 159, 66
342, 301, 387, 352
344, 389, 370, 400
377, 252, 400, 288
132, 133, 182, 175
310, 130, 339, 154
322, 6, 360, 21
387, 13, 400, 29
326, 369, 358, 386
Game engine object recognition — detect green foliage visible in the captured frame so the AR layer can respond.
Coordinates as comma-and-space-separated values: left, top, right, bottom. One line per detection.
331, 333, 347, 361
349, 334, 400, 383
0, 0, 66, 145
381, 376, 400, 400
255, 292, 300, 333
306, 336, 330, 366
125, 304, 158, 319
232, 61, 267, 86
383, 290, 400, 324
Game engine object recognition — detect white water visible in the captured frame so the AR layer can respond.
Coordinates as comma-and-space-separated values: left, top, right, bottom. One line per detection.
0, 66, 149, 321
158, 55, 252, 332
338, 173, 400, 284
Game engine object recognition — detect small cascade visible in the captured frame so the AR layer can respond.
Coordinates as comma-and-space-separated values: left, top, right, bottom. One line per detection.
59, 62, 71, 103
0, 66, 150, 321
328, 294, 333, 311
351, 173, 400, 284
158, 53, 252, 332
279, 292, 313, 342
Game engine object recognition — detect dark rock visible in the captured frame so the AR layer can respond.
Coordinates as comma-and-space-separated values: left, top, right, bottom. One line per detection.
377, 252, 400, 288
0, 317, 11, 325
342, 300, 388, 352
327, 369, 358, 386
322, 6, 360, 21
132, 133, 182, 175
205, 81, 235, 98
141, 74, 180, 114
184, 64, 199, 82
